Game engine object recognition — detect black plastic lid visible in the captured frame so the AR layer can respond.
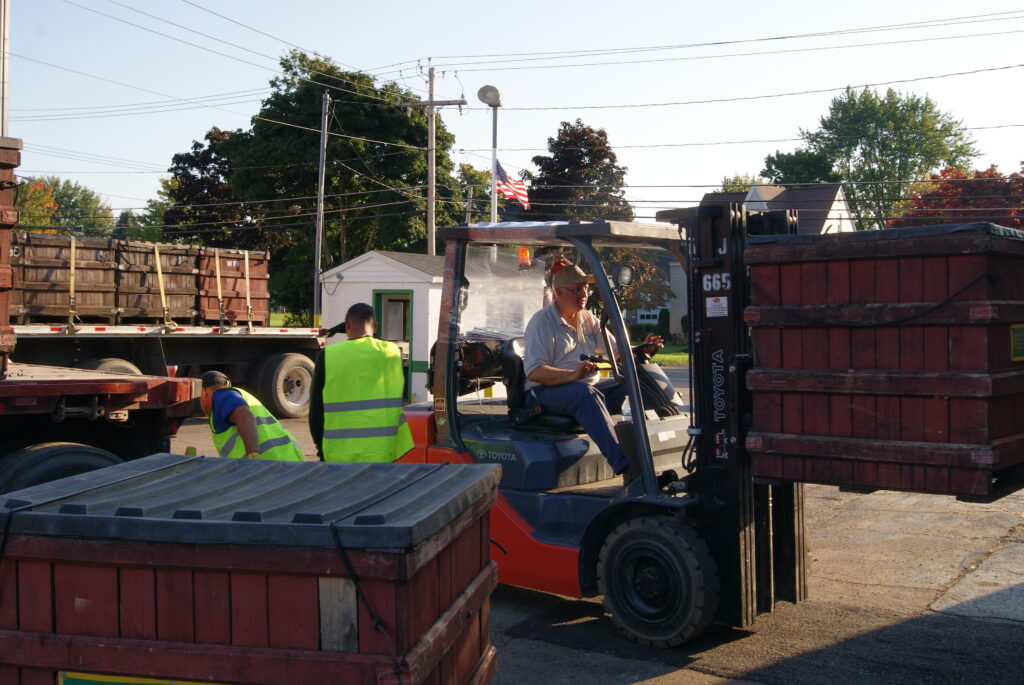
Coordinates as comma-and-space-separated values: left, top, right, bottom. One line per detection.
0, 454, 500, 550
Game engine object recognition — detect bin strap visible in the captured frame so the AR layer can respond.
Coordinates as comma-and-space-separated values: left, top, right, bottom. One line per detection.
330, 521, 405, 685
215, 247, 227, 331
153, 243, 177, 331
243, 250, 254, 332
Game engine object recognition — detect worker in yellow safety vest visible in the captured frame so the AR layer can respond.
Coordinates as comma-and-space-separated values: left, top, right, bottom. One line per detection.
199, 370, 304, 461
309, 302, 413, 462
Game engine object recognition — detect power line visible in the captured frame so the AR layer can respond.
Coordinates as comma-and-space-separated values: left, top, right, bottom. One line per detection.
60, 0, 395, 105
9, 52, 425, 151
10, 87, 270, 112
482, 61, 1024, 111
415, 26, 1024, 74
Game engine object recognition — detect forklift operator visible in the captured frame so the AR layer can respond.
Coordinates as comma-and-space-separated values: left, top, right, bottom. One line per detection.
523, 263, 663, 480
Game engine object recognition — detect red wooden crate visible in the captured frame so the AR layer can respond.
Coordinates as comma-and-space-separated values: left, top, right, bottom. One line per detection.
196, 247, 270, 327
0, 455, 500, 685
745, 223, 1024, 498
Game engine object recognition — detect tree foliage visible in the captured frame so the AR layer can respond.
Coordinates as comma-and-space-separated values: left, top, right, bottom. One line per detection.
166, 50, 462, 315
46, 176, 115, 231
719, 173, 769, 193
523, 119, 671, 312
889, 164, 1024, 230
15, 178, 57, 230
16, 176, 114, 232
762, 87, 978, 229
524, 119, 632, 222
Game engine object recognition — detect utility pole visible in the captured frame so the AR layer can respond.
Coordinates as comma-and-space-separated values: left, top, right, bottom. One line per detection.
312, 90, 329, 327
464, 185, 474, 224
1, 0, 9, 136
400, 69, 466, 255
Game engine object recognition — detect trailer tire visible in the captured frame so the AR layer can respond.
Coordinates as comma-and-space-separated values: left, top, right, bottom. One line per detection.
255, 353, 314, 418
0, 443, 123, 494
597, 516, 718, 647
78, 357, 143, 376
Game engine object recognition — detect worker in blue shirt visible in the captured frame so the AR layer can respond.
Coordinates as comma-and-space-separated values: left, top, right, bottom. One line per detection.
199, 370, 303, 461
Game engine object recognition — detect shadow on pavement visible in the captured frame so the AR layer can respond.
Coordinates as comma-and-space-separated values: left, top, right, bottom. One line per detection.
497, 584, 1024, 684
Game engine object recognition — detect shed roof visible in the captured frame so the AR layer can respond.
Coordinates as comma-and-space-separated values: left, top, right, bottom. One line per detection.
375, 250, 446, 278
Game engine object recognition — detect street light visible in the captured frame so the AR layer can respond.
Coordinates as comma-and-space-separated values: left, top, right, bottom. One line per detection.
477, 85, 501, 223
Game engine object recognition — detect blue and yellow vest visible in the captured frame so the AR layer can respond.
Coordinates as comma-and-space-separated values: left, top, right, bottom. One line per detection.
209, 387, 303, 461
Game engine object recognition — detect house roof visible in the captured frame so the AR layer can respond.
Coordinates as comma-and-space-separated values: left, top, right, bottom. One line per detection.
374, 250, 446, 278
701, 184, 848, 234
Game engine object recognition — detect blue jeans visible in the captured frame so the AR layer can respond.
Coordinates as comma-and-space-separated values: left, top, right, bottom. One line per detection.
528, 379, 629, 474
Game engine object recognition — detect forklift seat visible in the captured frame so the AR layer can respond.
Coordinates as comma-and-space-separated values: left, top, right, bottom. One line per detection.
501, 337, 584, 433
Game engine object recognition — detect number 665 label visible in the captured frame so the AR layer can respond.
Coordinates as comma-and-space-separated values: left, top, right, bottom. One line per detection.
702, 272, 731, 292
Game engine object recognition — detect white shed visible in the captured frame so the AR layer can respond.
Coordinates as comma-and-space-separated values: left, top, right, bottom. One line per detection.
320, 250, 445, 404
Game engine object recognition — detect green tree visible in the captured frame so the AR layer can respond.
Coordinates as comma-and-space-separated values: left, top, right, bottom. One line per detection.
719, 173, 769, 193
524, 119, 671, 312
14, 177, 58, 230
762, 87, 978, 229
457, 163, 491, 224
45, 176, 116, 232
524, 119, 632, 222
170, 50, 461, 316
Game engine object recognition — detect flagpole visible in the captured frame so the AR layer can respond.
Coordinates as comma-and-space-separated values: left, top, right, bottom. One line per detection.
477, 85, 501, 223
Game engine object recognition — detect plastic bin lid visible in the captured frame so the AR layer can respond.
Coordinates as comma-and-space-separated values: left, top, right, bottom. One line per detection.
0, 454, 500, 550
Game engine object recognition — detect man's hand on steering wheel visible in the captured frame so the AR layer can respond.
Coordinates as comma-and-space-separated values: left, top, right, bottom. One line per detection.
633, 333, 664, 361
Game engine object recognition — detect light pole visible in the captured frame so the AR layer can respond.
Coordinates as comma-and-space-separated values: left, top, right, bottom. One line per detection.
477, 85, 501, 223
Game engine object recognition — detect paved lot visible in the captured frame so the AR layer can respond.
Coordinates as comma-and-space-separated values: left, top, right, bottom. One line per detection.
171, 367, 1024, 684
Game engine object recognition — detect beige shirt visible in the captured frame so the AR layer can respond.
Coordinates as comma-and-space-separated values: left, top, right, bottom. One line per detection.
523, 302, 614, 390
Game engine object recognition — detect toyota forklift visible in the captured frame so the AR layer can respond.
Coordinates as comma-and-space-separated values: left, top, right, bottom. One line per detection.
400, 204, 805, 646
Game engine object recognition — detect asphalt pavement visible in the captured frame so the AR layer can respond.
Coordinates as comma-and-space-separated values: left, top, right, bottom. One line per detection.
170, 366, 1024, 684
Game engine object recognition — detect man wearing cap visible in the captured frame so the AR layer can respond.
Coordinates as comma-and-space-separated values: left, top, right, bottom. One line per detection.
522, 263, 662, 480
309, 302, 413, 462
199, 370, 304, 461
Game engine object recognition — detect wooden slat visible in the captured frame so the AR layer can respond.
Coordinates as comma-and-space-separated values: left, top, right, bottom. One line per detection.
155, 568, 194, 642
17, 561, 52, 633
194, 570, 231, 645
268, 575, 319, 651
119, 567, 156, 639
54, 563, 118, 637
318, 576, 358, 653
0, 560, 15, 630
231, 572, 269, 648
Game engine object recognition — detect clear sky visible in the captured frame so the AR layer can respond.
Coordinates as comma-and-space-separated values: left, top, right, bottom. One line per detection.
9, 0, 1024, 221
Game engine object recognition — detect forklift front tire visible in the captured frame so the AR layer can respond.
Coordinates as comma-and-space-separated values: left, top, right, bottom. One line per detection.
597, 515, 718, 647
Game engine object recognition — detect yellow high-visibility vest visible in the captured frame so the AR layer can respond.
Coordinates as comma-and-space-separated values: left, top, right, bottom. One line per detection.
322, 337, 413, 462
209, 387, 303, 461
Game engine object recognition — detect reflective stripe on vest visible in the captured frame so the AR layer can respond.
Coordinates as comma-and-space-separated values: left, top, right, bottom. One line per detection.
322, 337, 413, 463
209, 387, 304, 461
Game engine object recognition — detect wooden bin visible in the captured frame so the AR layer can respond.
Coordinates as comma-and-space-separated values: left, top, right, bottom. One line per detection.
0, 138, 20, 370
10, 232, 119, 324
0, 455, 500, 685
197, 247, 270, 327
116, 240, 199, 324
744, 222, 1024, 499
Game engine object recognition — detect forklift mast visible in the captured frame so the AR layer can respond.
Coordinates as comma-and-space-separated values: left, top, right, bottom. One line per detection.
662, 202, 808, 628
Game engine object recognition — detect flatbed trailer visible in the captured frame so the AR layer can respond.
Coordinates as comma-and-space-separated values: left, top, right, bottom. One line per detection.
10, 322, 324, 418
0, 135, 193, 492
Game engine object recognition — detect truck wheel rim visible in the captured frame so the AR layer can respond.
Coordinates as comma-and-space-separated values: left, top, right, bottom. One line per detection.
283, 367, 312, 407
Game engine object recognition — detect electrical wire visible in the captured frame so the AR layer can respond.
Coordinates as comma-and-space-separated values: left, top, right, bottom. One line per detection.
60, 0, 394, 105
475, 61, 1024, 111
9, 51, 425, 151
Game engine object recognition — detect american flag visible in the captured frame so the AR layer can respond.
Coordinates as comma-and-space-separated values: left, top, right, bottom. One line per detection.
495, 161, 530, 210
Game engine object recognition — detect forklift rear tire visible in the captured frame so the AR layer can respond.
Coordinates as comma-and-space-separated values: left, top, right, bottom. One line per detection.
0, 443, 123, 494
597, 515, 718, 647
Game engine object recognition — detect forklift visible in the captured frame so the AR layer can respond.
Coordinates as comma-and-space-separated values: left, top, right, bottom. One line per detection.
401, 203, 805, 646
